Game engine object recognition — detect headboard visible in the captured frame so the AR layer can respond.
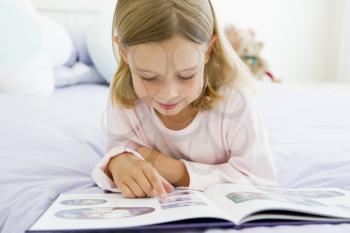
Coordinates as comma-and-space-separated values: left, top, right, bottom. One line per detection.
32, 0, 116, 31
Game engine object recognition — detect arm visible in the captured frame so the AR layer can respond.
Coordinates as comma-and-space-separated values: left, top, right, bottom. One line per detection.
91, 100, 147, 192
138, 92, 277, 191
137, 147, 190, 187
180, 95, 277, 191
139, 146, 266, 192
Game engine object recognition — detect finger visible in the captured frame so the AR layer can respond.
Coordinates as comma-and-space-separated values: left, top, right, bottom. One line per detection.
110, 172, 123, 190
120, 183, 135, 199
125, 177, 147, 198
159, 175, 174, 193
151, 171, 168, 198
132, 170, 154, 197
143, 167, 166, 198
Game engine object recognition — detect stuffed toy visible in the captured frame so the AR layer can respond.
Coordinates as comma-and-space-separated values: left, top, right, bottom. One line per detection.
225, 24, 281, 83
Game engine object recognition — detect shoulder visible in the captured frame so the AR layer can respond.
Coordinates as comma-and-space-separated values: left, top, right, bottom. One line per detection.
210, 82, 256, 119
107, 98, 149, 117
106, 98, 151, 132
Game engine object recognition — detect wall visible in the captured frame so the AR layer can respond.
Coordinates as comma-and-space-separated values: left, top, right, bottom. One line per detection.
211, 0, 343, 83
334, 0, 350, 83
33, 0, 348, 83
32, 0, 116, 31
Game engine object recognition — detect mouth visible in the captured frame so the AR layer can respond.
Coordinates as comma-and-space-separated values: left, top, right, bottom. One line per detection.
156, 100, 181, 110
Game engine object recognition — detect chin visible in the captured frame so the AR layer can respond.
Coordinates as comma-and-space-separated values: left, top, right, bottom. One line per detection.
153, 105, 183, 116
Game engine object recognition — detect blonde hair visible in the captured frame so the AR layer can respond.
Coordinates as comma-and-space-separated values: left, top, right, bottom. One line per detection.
110, 0, 253, 110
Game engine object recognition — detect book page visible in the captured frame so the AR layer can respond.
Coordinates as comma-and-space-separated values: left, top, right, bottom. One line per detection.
204, 183, 350, 225
28, 188, 230, 231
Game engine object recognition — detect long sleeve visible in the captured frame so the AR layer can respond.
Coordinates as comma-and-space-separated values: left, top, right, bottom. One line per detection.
180, 89, 277, 191
91, 99, 146, 192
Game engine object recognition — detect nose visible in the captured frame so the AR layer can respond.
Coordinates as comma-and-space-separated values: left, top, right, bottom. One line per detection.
157, 79, 179, 103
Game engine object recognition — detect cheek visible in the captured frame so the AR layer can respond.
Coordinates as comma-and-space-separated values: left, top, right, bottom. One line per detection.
132, 76, 159, 99
181, 73, 205, 97
131, 76, 147, 98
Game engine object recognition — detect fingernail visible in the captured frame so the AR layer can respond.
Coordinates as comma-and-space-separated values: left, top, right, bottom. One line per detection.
152, 189, 157, 197
160, 192, 167, 199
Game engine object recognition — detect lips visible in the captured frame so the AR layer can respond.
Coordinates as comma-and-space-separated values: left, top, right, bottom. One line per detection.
157, 100, 181, 110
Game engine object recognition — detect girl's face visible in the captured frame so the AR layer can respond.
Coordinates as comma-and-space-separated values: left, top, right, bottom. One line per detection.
116, 35, 217, 116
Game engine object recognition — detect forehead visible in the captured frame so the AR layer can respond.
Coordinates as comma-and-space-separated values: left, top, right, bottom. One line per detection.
126, 35, 207, 72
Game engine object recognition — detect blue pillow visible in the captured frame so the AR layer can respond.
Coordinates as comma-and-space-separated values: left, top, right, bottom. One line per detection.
38, 14, 76, 68
0, 2, 42, 69
0, 1, 54, 96
86, 7, 119, 84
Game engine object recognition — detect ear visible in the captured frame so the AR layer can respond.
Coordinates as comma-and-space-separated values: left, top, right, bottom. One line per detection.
248, 29, 255, 37
113, 36, 129, 64
205, 35, 218, 64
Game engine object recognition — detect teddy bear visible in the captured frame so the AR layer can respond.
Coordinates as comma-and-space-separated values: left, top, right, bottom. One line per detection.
225, 24, 281, 83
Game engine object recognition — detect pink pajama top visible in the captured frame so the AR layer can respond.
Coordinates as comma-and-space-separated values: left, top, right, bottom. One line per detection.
91, 84, 277, 192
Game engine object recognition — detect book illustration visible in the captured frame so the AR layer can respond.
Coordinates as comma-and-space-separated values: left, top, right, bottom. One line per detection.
157, 191, 208, 209
257, 187, 345, 198
60, 199, 107, 206
161, 201, 208, 210
54, 207, 155, 220
226, 192, 327, 207
159, 195, 201, 204
167, 190, 195, 197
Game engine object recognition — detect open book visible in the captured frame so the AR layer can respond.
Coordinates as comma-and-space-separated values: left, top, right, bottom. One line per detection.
26, 184, 350, 232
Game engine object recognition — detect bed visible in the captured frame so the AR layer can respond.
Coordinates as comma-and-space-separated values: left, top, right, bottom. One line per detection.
1, 1, 350, 233
1, 81, 350, 233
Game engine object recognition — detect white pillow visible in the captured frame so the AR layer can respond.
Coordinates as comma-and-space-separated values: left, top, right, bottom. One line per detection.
0, 1, 54, 96
86, 6, 119, 84
38, 15, 76, 68
54, 62, 106, 88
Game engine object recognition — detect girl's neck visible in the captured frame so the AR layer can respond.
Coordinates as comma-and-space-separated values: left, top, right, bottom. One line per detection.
154, 105, 199, 131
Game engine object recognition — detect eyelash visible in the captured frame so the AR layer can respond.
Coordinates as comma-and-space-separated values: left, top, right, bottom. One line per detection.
141, 75, 195, 81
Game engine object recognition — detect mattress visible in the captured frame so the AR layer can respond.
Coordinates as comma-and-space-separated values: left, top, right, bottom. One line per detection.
1, 82, 350, 233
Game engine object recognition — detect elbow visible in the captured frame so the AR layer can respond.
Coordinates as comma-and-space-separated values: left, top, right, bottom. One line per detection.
248, 173, 277, 188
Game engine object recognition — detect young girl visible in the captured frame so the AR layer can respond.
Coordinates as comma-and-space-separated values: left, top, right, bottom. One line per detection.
92, 0, 276, 199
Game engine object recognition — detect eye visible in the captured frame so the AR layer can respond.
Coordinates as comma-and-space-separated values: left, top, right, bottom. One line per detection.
179, 75, 195, 80
140, 76, 157, 81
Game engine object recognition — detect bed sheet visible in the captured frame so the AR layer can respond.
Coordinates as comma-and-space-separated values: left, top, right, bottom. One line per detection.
255, 82, 350, 190
1, 82, 350, 233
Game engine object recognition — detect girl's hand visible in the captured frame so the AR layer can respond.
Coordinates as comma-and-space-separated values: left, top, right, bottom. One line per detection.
107, 153, 174, 199
136, 146, 190, 187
